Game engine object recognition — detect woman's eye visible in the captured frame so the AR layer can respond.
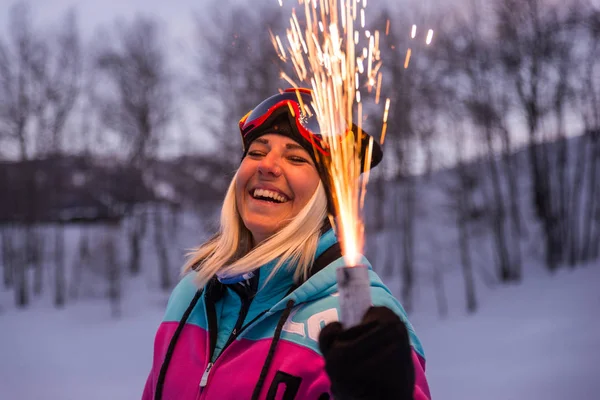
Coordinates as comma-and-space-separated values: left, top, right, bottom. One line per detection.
248, 150, 265, 157
289, 156, 308, 163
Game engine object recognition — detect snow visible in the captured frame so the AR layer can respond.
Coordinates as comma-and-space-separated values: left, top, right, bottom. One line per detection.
1, 260, 598, 400
0, 279, 166, 400
410, 265, 600, 400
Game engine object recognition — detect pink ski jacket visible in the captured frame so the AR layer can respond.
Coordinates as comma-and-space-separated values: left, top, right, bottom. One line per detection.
142, 229, 431, 400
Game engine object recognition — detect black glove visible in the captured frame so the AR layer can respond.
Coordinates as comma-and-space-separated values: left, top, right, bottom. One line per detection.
318, 306, 415, 400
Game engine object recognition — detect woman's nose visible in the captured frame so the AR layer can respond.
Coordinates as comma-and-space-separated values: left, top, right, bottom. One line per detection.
257, 153, 282, 177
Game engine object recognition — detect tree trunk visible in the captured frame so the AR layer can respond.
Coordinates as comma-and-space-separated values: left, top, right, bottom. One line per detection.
486, 128, 514, 282
168, 204, 180, 238
69, 228, 90, 299
539, 140, 563, 270
381, 185, 398, 278
106, 228, 121, 318
557, 137, 569, 266
457, 187, 477, 313
128, 212, 147, 275
371, 177, 386, 232
2, 228, 15, 289
15, 228, 28, 307
589, 141, 600, 260
499, 127, 523, 280
154, 207, 172, 291
54, 226, 66, 308
581, 135, 598, 262
568, 135, 588, 265
400, 178, 415, 313
544, 213, 561, 271
433, 262, 448, 318
528, 134, 547, 220
28, 227, 45, 296
501, 127, 525, 239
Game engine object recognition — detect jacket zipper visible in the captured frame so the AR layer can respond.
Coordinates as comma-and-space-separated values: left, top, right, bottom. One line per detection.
198, 286, 253, 392
198, 292, 219, 394
199, 362, 213, 387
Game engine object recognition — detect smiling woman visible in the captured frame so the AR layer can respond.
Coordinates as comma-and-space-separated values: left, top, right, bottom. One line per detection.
236, 133, 321, 244
141, 88, 431, 400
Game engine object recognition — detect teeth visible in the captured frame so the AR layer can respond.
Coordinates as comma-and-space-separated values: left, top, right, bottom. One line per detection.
253, 189, 287, 203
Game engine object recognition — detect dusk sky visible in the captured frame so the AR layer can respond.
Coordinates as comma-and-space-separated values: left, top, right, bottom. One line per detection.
0, 0, 466, 43
1, 0, 596, 49
1, 0, 594, 159
0, 0, 469, 157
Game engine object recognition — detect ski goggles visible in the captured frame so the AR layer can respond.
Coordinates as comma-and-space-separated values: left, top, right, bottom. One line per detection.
238, 88, 383, 169
238, 88, 331, 156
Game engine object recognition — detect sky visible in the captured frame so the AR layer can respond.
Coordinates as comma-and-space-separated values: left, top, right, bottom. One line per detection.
0, 0, 466, 75
0, 0, 596, 162
0, 0, 472, 161
2, 0, 597, 45
0, 0, 464, 43
0, 0, 206, 50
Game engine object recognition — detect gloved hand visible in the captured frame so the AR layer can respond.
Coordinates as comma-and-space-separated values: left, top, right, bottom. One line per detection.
318, 306, 415, 400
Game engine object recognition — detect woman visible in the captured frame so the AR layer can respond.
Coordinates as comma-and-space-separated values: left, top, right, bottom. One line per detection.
142, 88, 431, 400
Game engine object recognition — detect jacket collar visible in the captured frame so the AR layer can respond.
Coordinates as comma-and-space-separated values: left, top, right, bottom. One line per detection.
204, 227, 344, 306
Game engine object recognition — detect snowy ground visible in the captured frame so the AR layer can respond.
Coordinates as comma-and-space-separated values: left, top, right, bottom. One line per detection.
1, 263, 598, 400
409, 264, 600, 400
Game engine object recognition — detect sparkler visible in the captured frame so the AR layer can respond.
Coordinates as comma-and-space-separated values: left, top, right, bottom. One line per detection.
272, 0, 387, 327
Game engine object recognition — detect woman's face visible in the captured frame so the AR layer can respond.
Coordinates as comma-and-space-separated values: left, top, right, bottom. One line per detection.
236, 133, 321, 245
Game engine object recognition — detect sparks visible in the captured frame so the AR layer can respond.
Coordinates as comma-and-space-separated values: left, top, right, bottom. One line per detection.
375, 72, 382, 104
426, 29, 434, 45
383, 97, 390, 123
276, 0, 386, 266
404, 48, 412, 69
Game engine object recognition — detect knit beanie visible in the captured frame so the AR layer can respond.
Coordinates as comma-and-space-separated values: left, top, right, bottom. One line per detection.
240, 108, 383, 215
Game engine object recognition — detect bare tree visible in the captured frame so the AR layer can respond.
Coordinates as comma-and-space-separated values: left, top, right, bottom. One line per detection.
190, 0, 289, 171
439, 123, 480, 313
436, 4, 523, 281
31, 10, 81, 156
33, 10, 81, 307
0, 2, 45, 306
104, 227, 121, 318
153, 205, 172, 291
496, 0, 577, 270
53, 223, 66, 307
0, 3, 39, 160
93, 16, 173, 276
0, 4, 82, 306
1, 227, 15, 289
577, 7, 600, 262
371, 7, 437, 310
69, 226, 91, 300
455, 142, 479, 313
432, 259, 449, 318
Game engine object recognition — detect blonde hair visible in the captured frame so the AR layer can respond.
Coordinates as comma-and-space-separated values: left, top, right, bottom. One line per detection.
183, 172, 329, 289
